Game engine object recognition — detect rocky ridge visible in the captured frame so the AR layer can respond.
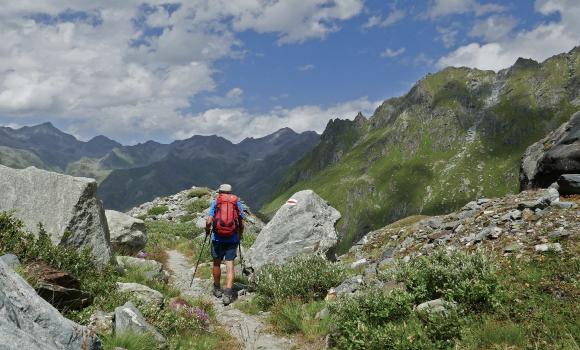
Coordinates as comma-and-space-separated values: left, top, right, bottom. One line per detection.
348, 187, 579, 273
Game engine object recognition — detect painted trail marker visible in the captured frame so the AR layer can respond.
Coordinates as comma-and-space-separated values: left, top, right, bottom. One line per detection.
286, 198, 297, 206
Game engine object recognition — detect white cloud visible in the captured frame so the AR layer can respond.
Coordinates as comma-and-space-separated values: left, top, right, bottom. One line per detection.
206, 87, 244, 107
297, 64, 316, 71
438, 0, 580, 71
174, 97, 382, 142
427, 0, 505, 19
364, 8, 405, 28
469, 15, 518, 42
0, 1, 366, 143
437, 25, 460, 48
381, 47, 406, 58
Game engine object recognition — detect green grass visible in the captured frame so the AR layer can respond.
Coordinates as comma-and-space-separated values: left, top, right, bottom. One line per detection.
119, 264, 180, 299
269, 299, 330, 341
101, 332, 158, 350
148, 205, 169, 216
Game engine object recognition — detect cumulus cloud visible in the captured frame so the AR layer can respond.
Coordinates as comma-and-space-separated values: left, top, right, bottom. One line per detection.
438, 0, 580, 71
469, 15, 518, 42
381, 47, 406, 58
174, 97, 382, 143
0, 1, 366, 143
205, 88, 244, 107
427, 0, 505, 19
437, 25, 460, 48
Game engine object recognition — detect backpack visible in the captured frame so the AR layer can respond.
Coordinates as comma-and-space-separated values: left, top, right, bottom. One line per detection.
214, 194, 240, 238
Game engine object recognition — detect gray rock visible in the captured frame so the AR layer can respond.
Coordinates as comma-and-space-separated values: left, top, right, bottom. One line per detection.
521, 111, 580, 189
477, 198, 491, 205
116, 282, 164, 307
114, 301, 165, 343
116, 256, 167, 282
549, 230, 571, 239
557, 174, 580, 195
416, 298, 455, 316
106, 210, 147, 255
501, 210, 522, 221
551, 201, 578, 209
88, 310, 114, 335
0, 165, 111, 266
534, 243, 562, 252
315, 307, 330, 320
245, 190, 340, 270
518, 189, 559, 210
0, 260, 100, 350
350, 258, 369, 269
0, 254, 20, 270
335, 275, 364, 296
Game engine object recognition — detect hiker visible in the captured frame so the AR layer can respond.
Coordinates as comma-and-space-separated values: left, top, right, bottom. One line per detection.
206, 184, 245, 305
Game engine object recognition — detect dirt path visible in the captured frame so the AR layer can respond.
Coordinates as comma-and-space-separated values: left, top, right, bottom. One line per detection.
166, 250, 295, 350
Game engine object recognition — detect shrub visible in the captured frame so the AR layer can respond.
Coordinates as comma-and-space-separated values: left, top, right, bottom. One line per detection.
388, 250, 499, 311
148, 205, 169, 216
179, 214, 195, 223
268, 299, 330, 340
185, 199, 210, 214
187, 188, 211, 198
141, 302, 210, 337
255, 255, 346, 305
0, 212, 128, 324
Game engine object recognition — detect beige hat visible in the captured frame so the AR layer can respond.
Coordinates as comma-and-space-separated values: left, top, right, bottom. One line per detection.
218, 184, 232, 193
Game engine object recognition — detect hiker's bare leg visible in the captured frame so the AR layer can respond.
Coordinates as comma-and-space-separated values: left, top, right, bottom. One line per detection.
225, 260, 235, 289
212, 259, 222, 286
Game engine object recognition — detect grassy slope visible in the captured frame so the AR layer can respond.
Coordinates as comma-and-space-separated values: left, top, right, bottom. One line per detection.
263, 49, 580, 252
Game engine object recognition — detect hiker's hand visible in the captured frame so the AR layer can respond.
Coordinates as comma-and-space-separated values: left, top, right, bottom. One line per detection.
205, 226, 211, 237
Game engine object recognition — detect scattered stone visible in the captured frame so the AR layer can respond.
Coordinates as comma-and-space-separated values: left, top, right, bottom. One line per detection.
114, 301, 165, 343
557, 174, 580, 195
335, 275, 364, 296
416, 298, 455, 316
0, 165, 112, 266
534, 243, 562, 252
88, 310, 114, 335
501, 210, 522, 221
315, 307, 330, 320
106, 210, 147, 255
477, 198, 491, 205
117, 282, 164, 307
116, 256, 168, 282
325, 288, 337, 301
350, 258, 369, 269
503, 243, 523, 253
549, 230, 571, 239
246, 190, 340, 271
0, 259, 100, 349
0, 254, 21, 270
551, 201, 578, 209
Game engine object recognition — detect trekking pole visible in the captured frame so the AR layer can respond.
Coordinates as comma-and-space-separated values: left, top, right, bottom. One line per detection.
189, 234, 209, 288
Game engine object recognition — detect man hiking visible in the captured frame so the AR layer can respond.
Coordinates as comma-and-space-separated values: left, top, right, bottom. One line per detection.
206, 184, 245, 305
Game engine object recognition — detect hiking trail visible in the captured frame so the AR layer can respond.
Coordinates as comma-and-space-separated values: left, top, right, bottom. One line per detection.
166, 249, 295, 350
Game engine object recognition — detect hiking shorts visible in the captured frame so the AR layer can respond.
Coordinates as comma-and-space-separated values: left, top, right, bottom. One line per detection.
211, 241, 238, 261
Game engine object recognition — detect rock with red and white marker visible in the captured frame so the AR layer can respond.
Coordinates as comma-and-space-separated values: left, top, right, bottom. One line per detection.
245, 190, 340, 271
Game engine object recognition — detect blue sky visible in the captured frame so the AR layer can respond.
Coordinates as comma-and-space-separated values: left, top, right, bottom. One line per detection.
0, 0, 578, 144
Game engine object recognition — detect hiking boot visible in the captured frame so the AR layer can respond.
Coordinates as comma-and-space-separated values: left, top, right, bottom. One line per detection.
222, 288, 237, 306
213, 284, 223, 298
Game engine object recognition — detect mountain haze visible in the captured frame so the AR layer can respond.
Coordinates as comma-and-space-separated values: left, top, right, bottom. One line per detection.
264, 47, 580, 251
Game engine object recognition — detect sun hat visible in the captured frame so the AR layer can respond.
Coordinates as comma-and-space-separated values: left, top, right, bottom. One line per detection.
218, 184, 232, 193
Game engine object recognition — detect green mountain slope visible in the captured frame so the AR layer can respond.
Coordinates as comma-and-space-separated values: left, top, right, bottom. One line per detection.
263, 47, 580, 252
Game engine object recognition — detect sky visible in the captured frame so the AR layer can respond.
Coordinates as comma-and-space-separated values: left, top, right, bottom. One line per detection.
0, 0, 578, 144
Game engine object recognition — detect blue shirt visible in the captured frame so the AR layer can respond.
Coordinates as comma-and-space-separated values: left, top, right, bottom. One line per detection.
208, 199, 245, 243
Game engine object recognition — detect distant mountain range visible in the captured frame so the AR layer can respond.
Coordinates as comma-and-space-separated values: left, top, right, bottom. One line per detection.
0, 123, 320, 210
263, 46, 580, 252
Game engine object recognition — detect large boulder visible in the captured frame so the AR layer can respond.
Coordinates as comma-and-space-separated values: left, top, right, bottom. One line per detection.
245, 190, 340, 270
106, 210, 147, 255
116, 282, 164, 307
0, 165, 112, 266
0, 260, 100, 350
521, 112, 580, 190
